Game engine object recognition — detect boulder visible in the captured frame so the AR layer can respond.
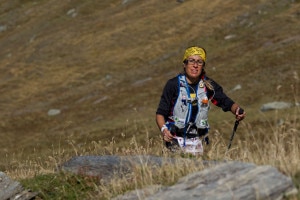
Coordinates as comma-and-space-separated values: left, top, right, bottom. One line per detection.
60, 155, 201, 182
145, 162, 298, 200
61, 156, 298, 200
0, 172, 37, 200
260, 101, 293, 111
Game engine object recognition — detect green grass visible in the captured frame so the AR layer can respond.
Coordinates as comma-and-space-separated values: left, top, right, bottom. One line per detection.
21, 173, 90, 199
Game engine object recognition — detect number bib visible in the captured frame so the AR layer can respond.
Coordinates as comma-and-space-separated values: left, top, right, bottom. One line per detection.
174, 136, 203, 155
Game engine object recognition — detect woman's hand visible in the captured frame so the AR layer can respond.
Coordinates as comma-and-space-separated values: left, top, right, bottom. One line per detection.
235, 107, 246, 121
161, 128, 174, 142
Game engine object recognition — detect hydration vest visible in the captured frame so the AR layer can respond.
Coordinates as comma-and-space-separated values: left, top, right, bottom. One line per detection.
170, 74, 210, 129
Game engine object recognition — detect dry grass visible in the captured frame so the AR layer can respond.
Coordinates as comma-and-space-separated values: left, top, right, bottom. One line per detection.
8, 105, 299, 199
0, 0, 299, 199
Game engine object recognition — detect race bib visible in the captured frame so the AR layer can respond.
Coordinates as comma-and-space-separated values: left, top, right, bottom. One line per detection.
174, 136, 203, 155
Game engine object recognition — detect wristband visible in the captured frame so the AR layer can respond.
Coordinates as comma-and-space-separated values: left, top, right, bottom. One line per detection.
161, 125, 167, 133
236, 107, 244, 115
235, 107, 240, 116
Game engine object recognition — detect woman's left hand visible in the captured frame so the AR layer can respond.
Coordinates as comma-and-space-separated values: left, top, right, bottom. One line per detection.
235, 107, 246, 121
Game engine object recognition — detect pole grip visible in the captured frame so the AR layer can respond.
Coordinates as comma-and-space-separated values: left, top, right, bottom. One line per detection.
238, 108, 244, 115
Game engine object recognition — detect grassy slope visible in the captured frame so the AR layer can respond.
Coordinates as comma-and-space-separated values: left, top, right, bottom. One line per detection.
0, 0, 299, 170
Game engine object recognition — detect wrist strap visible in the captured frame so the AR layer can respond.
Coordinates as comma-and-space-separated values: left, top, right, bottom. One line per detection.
161, 125, 167, 133
235, 107, 241, 115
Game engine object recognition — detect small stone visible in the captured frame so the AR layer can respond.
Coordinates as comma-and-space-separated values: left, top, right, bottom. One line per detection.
47, 109, 61, 116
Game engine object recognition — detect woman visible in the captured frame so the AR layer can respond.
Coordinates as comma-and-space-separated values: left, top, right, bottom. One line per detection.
156, 46, 245, 153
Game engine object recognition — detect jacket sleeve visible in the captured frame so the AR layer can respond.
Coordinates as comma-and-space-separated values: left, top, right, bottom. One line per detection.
208, 79, 235, 112
156, 77, 178, 120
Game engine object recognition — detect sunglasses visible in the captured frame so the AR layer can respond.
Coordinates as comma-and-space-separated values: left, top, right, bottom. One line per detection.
187, 59, 204, 66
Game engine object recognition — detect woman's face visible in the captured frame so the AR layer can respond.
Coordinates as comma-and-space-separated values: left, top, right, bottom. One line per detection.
184, 55, 204, 83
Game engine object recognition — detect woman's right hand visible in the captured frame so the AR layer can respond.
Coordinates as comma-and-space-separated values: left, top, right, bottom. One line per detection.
162, 129, 174, 142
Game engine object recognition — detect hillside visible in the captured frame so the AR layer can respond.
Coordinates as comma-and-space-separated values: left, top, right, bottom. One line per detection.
0, 0, 299, 172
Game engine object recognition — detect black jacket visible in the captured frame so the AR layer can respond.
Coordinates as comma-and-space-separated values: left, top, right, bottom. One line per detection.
156, 74, 235, 122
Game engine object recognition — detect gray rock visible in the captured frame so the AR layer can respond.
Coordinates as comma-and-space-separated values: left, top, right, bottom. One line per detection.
60, 155, 204, 182
0, 172, 22, 200
132, 77, 152, 86
60, 156, 297, 200
0, 25, 7, 32
232, 84, 242, 91
47, 108, 61, 116
0, 172, 37, 200
66, 8, 77, 18
112, 185, 165, 200
145, 162, 297, 200
224, 34, 237, 40
122, 0, 136, 5
260, 101, 293, 111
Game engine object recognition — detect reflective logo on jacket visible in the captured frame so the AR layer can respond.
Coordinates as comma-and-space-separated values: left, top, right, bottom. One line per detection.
171, 74, 210, 129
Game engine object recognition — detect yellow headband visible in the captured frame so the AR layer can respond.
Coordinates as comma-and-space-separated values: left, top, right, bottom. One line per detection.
183, 47, 206, 62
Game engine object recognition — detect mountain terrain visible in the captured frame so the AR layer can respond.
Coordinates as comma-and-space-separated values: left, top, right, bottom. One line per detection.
0, 0, 299, 173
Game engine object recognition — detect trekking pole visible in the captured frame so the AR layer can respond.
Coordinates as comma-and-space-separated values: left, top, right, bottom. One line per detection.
227, 108, 244, 150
